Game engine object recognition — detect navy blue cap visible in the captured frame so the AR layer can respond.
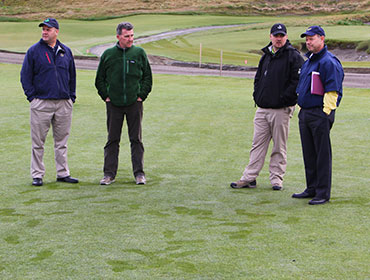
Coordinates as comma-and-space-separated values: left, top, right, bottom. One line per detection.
39, 18, 59, 29
300, 25, 325, 38
270, 23, 287, 36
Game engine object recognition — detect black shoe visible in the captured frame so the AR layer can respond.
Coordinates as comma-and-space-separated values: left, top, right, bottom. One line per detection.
292, 191, 315, 199
230, 180, 257, 189
272, 185, 283, 191
32, 178, 43, 186
309, 198, 329, 205
57, 176, 79, 183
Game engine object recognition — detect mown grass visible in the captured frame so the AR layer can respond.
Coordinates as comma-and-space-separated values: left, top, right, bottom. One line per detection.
0, 14, 275, 54
141, 24, 370, 67
0, 63, 369, 279
1, 14, 369, 67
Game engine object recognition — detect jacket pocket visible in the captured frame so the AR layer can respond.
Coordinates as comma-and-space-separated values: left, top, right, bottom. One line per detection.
126, 59, 141, 78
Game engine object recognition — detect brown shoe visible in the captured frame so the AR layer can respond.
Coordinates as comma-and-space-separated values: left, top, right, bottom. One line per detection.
135, 174, 146, 185
230, 180, 256, 189
100, 176, 115, 185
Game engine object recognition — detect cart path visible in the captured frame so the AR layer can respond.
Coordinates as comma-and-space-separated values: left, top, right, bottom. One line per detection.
1, 51, 369, 88
89, 24, 246, 57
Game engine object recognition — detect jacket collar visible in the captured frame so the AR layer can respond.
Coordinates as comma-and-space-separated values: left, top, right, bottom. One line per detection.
305, 45, 327, 61
40, 39, 65, 53
262, 40, 292, 57
115, 41, 132, 51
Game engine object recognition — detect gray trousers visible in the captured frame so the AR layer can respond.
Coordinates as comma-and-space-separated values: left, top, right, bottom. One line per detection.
30, 98, 73, 179
241, 106, 295, 187
104, 101, 144, 179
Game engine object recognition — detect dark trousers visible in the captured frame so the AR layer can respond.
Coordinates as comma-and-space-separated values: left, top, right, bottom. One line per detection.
104, 101, 144, 178
298, 108, 335, 200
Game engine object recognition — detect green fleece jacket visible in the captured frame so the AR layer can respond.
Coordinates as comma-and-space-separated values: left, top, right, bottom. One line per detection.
95, 43, 152, 106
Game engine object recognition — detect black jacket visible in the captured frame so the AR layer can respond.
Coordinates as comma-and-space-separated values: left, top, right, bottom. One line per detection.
253, 40, 304, 108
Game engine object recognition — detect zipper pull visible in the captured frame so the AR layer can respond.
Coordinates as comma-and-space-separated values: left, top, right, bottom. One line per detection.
45, 52, 51, 64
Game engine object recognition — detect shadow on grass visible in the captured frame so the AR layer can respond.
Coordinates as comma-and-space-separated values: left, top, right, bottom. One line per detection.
46, 182, 80, 190
0, 208, 25, 217
30, 250, 53, 262
331, 196, 369, 206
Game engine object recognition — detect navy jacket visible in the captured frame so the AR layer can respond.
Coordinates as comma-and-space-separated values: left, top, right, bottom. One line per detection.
21, 39, 76, 102
253, 40, 304, 108
297, 45, 344, 109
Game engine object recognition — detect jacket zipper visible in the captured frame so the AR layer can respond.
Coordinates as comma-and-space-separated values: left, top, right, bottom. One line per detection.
123, 48, 127, 104
49, 47, 61, 96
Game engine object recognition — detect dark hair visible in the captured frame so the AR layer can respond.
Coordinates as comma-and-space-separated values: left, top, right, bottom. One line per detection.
116, 22, 134, 35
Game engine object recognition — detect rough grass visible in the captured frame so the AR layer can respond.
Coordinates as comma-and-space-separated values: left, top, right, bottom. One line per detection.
0, 63, 369, 279
0, 0, 370, 19
356, 39, 370, 54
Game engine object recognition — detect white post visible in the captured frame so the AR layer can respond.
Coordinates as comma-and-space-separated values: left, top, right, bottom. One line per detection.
199, 43, 202, 68
220, 50, 223, 76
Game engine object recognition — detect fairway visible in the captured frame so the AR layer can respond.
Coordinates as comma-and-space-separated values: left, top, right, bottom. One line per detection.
1, 14, 369, 67
0, 14, 275, 54
0, 64, 369, 279
140, 24, 370, 67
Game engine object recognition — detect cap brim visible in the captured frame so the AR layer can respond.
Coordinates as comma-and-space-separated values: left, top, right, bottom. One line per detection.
39, 23, 53, 28
272, 31, 286, 36
301, 32, 319, 38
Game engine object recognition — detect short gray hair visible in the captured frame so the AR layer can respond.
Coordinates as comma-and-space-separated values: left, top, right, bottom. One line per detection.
116, 22, 134, 35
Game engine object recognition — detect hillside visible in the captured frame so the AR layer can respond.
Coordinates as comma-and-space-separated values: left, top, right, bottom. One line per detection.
1, 0, 370, 20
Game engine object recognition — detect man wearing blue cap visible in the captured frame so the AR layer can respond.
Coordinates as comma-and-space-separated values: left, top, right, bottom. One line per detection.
292, 26, 344, 205
21, 18, 78, 186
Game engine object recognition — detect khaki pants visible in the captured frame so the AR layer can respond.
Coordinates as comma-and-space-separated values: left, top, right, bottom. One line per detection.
241, 106, 295, 187
30, 98, 73, 179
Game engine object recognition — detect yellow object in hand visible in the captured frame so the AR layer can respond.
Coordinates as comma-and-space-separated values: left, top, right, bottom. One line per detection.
323, 91, 338, 115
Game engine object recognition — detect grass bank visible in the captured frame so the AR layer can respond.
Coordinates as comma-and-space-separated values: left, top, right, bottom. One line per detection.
0, 63, 369, 279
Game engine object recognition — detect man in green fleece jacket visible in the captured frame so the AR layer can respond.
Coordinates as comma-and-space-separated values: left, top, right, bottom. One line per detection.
95, 22, 152, 185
